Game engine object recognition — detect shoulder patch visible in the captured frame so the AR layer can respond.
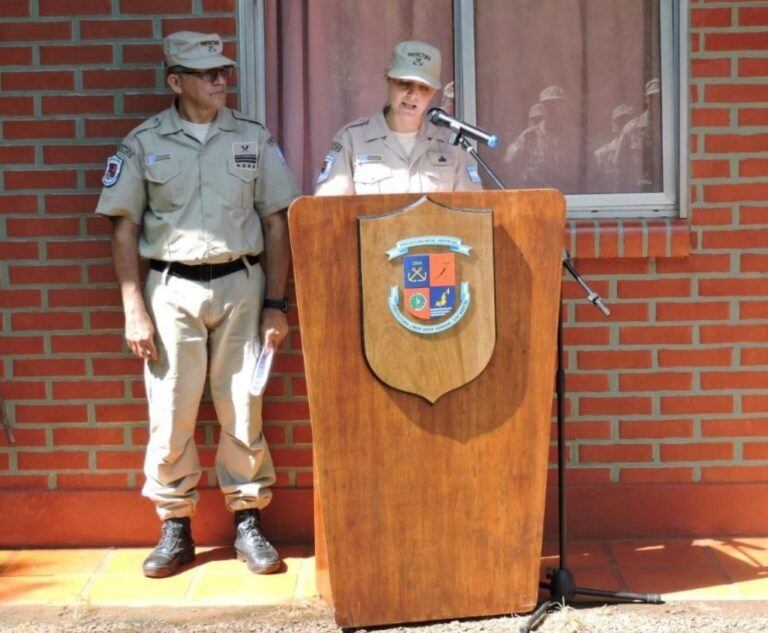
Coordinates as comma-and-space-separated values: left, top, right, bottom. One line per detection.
331, 142, 342, 153
317, 154, 335, 185
102, 155, 123, 188
266, 137, 287, 164
467, 164, 482, 183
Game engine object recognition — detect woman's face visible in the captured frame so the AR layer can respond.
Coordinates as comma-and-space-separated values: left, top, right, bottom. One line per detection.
387, 78, 437, 126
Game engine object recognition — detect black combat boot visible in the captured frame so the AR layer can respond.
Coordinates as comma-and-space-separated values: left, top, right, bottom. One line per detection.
142, 516, 195, 578
234, 509, 280, 574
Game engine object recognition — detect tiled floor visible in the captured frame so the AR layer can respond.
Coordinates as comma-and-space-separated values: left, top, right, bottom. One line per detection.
0, 538, 767, 607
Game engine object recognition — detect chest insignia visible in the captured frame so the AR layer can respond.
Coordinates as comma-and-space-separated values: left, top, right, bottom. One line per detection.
233, 142, 259, 170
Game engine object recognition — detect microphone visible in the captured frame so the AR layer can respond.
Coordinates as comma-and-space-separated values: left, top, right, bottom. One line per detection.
427, 108, 499, 148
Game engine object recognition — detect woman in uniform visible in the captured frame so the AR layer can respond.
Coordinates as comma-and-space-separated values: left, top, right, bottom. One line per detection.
314, 40, 482, 195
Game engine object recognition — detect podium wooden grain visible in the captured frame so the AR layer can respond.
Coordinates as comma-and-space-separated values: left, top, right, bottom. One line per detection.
289, 191, 565, 628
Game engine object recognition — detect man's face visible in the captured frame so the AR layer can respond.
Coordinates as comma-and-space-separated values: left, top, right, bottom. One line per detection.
168, 66, 232, 113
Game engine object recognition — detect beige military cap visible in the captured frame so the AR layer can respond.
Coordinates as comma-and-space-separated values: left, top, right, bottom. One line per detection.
540, 85, 566, 102
645, 78, 660, 96
164, 31, 234, 69
387, 41, 442, 89
612, 104, 636, 122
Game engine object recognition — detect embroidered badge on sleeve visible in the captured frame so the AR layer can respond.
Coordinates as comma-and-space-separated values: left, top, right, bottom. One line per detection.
102, 155, 123, 187
317, 154, 335, 184
267, 136, 287, 164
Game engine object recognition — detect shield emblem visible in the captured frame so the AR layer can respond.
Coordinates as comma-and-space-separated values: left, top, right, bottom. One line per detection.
403, 254, 457, 320
359, 197, 496, 403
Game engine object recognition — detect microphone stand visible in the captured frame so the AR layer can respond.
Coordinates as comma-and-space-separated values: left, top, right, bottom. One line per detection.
447, 130, 663, 632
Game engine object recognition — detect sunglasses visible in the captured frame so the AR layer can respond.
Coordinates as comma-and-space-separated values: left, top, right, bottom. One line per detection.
175, 66, 234, 83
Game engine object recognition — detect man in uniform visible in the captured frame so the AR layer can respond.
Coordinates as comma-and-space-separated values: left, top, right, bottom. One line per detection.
504, 85, 580, 192
95, 32, 300, 578
592, 103, 636, 192
615, 78, 662, 192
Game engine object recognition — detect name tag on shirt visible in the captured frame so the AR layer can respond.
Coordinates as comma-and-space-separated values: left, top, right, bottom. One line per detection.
146, 153, 172, 166
355, 153, 383, 164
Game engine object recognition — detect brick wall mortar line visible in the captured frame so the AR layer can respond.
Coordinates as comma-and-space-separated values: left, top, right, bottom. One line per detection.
696, 26, 768, 34
692, 464, 702, 482
693, 78, 768, 86
735, 394, 744, 416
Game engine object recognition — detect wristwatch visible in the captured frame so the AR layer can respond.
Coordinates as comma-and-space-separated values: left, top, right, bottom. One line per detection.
263, 297, 289, 313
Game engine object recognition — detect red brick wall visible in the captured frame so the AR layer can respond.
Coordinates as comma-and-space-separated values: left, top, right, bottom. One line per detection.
1, 0, 768, 545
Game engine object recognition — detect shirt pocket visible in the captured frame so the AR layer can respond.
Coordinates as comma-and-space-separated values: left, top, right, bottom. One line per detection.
423, 151, 456, 191
227, 160, 259, 211
145, 161, 184, 213
353, 162, 393, 193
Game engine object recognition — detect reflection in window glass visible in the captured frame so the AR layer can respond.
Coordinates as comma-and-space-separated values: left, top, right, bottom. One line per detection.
474, 0, 662, 195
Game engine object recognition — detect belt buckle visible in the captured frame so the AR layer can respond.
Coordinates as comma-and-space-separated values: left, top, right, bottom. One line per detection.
199, 263, 213, 282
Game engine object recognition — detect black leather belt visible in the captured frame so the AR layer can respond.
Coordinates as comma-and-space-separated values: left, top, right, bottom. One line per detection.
149, 255, 259, 282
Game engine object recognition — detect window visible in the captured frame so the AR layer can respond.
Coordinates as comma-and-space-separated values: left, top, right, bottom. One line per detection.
239, 0, 687, 218
456, 0, 687, 218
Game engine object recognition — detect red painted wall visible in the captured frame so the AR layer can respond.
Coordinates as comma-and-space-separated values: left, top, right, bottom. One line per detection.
1, 0, 768, 545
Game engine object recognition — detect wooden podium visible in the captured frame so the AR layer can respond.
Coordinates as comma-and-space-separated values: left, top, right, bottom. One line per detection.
288, 190, 565, 628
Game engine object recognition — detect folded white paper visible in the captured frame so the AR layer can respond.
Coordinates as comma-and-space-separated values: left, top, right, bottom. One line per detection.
249, 345, 275, 396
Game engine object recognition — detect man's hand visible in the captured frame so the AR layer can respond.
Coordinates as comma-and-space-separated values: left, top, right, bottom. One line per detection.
260, 307, 289, 350
111, 215, 158, 361
260, 209, 291, 350
125, 305, 158, 361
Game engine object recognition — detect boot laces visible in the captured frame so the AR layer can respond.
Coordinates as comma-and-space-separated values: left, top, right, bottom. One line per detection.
239, 513, 269, 547
157, 519, 186, 552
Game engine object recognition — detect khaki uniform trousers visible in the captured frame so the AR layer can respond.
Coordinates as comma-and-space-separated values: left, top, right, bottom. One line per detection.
141, 262, 275, 520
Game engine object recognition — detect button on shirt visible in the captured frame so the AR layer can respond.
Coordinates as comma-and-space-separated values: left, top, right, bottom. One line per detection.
95, 105, 300, 264
314, 110, 483, 195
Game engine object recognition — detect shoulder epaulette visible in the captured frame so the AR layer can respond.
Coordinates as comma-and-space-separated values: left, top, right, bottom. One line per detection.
232, 111, 266, 129
129, 116, 161, 140
341, 116, 370, 131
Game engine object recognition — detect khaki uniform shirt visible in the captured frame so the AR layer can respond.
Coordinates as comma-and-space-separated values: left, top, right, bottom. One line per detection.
504, 121, 580, 193
615, 110, 660, 192
95, 104, 300, 264
314, 110, 483, 195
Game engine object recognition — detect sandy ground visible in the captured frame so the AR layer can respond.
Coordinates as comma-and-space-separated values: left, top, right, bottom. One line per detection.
1, 601, 768, 633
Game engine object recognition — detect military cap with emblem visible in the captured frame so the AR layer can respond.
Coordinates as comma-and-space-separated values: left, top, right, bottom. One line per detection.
539, 85, 566, 102
611, 104, 636, 122
387, 40, 442, 90
164, 31, 235, 70
644, 78, 660, 96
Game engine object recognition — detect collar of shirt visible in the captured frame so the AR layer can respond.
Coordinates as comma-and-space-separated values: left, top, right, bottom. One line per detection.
159, 102, 237, 139
366, 108, 441, 165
